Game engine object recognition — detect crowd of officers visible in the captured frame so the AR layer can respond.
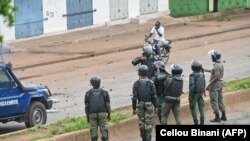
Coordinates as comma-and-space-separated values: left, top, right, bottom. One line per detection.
83, 37, 226, 141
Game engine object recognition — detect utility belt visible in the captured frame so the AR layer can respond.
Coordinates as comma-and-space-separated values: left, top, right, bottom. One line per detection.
164, 96, 180, 100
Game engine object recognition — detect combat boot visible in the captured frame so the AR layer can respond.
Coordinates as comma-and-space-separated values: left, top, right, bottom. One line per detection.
210, 112, 221, 122
193, 119, 198, 125
91, 136, 98, 141
140, 128, 146, 141
221, 111, 227, 121
102, 137, 108, 141
145, 130, 152, 141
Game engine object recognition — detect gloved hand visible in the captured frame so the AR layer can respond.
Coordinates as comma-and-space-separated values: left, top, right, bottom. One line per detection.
108, 113, 111, 121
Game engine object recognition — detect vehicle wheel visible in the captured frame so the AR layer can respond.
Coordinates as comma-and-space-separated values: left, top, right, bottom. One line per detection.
25, 102, 47, 128
161, 48, 170, 64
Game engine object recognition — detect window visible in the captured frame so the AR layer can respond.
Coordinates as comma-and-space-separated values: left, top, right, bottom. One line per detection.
0, 69, 11, 88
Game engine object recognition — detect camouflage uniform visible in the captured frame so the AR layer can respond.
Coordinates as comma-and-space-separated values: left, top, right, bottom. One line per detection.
161, 75, 183, 125
152, 70, 169, 122
132, 54, 159, 79
189, 72, 206, 125
85, 88, 111, 141
209, 62, 225, 118
132, 78, 157, 141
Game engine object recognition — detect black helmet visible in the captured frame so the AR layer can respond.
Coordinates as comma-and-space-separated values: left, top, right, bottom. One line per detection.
191, 59, 202, 72
154, 61, 165, 71
90, 75, 101, 88
143, 43, 153, 55
208, 50, 221, 62
138, 65, 148, 77
171, 64, 183, 76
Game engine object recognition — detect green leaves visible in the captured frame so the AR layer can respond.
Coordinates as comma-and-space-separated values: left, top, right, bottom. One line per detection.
0, 0, 17, 42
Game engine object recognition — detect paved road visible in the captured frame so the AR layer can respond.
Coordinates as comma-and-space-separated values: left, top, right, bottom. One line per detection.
1, 25, 250, 135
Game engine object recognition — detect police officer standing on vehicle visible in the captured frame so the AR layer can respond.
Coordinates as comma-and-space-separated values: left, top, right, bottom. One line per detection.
85, 75, 111, 141
161, 64, 183, 125
204, 50, 226, 122
132, 43, 159, 79
189, 60, 206, 125
132, 65, 157, 141
151, 61, 169, 122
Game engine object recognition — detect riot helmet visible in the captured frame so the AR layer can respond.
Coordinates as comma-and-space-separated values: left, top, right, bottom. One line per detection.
208, 49, 221, 62
170, 64, 183, 76
154, 61, 165, 71
191, 59, 202, 72
143, 43, 153, 56
138, 65, 148, 77
90, 75, 101, 88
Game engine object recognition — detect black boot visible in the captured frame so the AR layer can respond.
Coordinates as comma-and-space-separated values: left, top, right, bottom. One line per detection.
145, 130, 152, 141
210, 112, 221, 122
91, 136, 98, 141
102, 137, 108, 141
221, 111, 227, 121
140, 128, 146, 141
193, 119, 198, 125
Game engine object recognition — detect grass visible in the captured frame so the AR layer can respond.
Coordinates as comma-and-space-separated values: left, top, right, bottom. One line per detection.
224, 77, 250, 92
30, 112, 131, 141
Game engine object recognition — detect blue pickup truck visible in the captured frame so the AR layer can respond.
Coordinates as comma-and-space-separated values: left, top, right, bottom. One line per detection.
0, 63, 54, 128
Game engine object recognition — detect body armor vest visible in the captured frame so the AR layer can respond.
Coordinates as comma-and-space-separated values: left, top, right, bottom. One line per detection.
194, 73, 205, 94
165, 76, 183, 97
89, 90, 107, 113
137, 80, 152, 102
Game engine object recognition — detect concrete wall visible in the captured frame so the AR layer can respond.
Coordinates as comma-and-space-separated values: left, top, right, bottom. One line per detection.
128, 0, 140, 18
158, 0, 169, 12
0, 16, 15, 41
93, 0, 110, 25
43, 0, 67, 34
1, 0, 171, 41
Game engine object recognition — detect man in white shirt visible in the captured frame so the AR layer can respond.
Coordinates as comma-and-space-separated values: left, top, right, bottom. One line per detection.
146, 21, 165, 54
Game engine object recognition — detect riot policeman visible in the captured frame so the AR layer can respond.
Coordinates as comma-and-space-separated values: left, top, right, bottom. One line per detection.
85, 75, 111, 141
132, 65, 157, 141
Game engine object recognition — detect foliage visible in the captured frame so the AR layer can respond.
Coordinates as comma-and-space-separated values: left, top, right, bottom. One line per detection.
0, 0, 17, 42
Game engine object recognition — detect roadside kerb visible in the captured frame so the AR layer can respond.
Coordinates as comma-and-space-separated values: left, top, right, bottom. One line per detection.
12, 24, 250, 72
38, 88, 250, 141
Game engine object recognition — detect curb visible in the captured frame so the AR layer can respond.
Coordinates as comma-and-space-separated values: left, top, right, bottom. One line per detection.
38, 88, 250, 141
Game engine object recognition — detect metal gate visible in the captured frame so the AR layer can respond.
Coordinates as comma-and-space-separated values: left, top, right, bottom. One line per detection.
14, 0, 44, 39
140, 0, 158, 15
66, 0, 94, 29
110, 0, 128, 21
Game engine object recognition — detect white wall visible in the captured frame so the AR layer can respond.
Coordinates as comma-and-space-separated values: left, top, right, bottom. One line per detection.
93, 0, 110, 25
128, 0, 140, 18
158, 0, 169, 12
43, 0, 67, 33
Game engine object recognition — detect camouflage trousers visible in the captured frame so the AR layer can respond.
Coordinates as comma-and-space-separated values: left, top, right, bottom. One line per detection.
136, 101, 154, 132
209, 87, 225, 114
89, 112, 108, 138
189, 94, 205, 124
161, 101, 181, 125
157, 94, 164, 122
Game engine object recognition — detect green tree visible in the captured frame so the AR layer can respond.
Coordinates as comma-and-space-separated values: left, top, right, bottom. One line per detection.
0, 0, 16, 42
